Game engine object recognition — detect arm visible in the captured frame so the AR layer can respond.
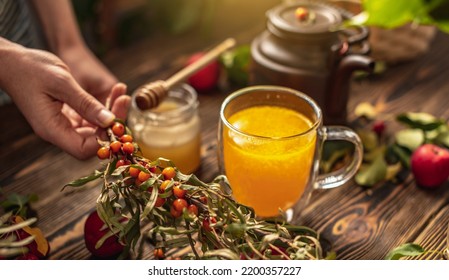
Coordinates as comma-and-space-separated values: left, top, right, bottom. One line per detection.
30, 0, 120, 103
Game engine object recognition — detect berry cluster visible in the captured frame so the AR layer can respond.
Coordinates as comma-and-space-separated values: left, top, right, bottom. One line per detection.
97, 122, 135, 162
67, 120, 325, 260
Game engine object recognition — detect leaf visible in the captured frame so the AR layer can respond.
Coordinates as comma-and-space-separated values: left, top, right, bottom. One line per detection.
354, 102, 377, 119
395, 129, 425, 151
0, 193, 36, 213
355, 154, 387, 187
357, 129, 379, 152
0, 217, 37, 234
390, 144, 412, 169
385, 243, 426, 260
203, 248, 240, 260
396, 112, 444, 131
63, 170, 103, 189
141, 184, 159, 219
221, 45, 251, 86
385, 162, 403, 181
435, 130, 449, 148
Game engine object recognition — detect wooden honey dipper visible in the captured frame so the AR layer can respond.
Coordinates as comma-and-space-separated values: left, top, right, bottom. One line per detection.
134, 38, 236, 111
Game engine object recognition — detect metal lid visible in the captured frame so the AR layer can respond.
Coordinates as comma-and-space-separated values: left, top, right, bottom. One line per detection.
267, 1, 342, 37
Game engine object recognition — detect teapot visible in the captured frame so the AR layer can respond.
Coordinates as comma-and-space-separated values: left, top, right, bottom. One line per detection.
250, 0, 375, 124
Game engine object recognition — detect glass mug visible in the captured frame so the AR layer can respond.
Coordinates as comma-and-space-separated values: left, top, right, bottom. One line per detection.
218, 86, 363, 219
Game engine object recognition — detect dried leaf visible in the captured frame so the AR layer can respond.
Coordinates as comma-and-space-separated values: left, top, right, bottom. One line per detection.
355, 154, 387, 187
355, 102, 377, 119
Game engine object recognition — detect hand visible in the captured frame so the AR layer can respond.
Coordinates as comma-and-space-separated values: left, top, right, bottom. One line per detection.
57, 44, 118, 105
2, 44, 130, 159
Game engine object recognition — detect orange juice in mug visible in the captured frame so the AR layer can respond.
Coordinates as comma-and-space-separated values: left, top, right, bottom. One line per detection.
218, 86, 363, 218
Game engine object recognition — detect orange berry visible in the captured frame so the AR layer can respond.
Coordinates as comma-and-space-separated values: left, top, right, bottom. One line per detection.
154, 248, 165, 259
170, 206, 182, 218
111, 122, 125, 137
115, 159, 126, 168
129, 167, 140, 178
159, 180, 171, 193
173, 185, 186, 199
154, 197, 166, 208
120, 134, 133, 143
199, 196, 208, 204
109, 141, 122, 153
138, 171, 151, 182
173, 198, 188, 212
295, 7, 309, 21
162, 167, 176, 180
187, 204, 198, 216
97, 147, 110, 160
122, 142, 134, 154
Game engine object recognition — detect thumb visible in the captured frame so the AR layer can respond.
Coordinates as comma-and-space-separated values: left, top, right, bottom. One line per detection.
55, 76, 116, 128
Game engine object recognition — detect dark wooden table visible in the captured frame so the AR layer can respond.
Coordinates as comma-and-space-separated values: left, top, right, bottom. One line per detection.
2, 28, 449, 260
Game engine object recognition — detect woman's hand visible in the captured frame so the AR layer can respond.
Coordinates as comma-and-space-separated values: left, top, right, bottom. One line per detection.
1, 41, 130, 159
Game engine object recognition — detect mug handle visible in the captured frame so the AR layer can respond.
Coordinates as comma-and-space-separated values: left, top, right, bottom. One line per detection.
315, 126, 363, 190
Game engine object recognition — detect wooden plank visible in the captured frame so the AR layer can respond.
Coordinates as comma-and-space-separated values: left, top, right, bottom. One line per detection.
409, 205, 449, 260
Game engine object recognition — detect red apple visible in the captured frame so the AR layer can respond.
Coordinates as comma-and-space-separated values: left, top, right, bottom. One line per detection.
411, 144, 449, 188
84, 210, 126, 258
187, 52, 220, 92
15, 253, 40, 260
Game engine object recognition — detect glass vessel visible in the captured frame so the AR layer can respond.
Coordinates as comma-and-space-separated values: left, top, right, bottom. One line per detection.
128, 84, 201, 174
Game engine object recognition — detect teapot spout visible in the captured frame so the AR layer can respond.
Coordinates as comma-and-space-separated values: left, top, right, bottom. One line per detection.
326, 55, 375, 124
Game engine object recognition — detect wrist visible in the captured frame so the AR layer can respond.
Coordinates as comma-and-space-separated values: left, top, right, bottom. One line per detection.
0, 38, 26, 96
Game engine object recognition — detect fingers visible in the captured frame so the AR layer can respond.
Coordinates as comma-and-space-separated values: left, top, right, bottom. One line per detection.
51, 72, 116, 128
107, 83, 127, 109
111, 95, 131, 120
40, 111, 100, 160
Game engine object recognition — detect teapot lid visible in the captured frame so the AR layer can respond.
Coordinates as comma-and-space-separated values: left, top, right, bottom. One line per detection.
267, 1, 342, 38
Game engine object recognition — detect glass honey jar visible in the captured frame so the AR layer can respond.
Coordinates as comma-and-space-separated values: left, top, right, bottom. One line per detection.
128, 84, 201, 174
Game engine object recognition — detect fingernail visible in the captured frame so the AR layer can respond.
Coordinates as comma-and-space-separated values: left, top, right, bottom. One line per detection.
97, 109, 116, 127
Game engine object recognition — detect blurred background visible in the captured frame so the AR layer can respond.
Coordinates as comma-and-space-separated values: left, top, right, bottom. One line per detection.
72, 0, 283, 56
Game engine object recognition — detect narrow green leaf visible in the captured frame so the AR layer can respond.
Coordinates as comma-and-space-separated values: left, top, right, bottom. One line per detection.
63, 170, 103, 189
164, 237, 191, 248
141, 185, 159, 219
0, 217, 37, 234
385, 243, 426, 260
203, 248, 240, 260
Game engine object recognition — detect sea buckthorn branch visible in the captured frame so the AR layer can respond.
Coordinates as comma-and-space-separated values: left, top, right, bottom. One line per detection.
64, 120, 330, 260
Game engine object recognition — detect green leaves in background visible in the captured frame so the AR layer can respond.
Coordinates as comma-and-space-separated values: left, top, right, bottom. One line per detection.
221, 44, 251, 87
385, 243, 426, 260
395, 129, 425, 151
396, 112, 445, 131
0, 192, 38, 218
349, 0, 449, 33
396, 112, 449, 149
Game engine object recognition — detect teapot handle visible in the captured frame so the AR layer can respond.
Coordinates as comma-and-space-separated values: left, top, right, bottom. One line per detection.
334, 3, 371, 55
